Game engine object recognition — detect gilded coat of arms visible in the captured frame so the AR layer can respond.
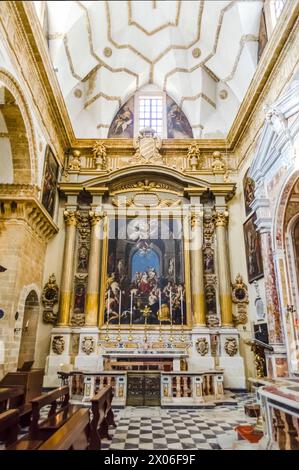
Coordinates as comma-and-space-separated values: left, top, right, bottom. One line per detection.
133, 128, 163, 164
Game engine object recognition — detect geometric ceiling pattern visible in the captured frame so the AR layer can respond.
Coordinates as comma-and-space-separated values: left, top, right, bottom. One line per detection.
40, 1, 263, 139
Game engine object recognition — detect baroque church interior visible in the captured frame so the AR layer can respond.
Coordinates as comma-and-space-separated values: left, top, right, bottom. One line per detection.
0, 0, 299, 452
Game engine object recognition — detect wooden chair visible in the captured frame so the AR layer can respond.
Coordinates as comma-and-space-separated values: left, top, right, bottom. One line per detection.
38, 409, 91, 450
89, 386, 115, 450
29, 385, 79, 440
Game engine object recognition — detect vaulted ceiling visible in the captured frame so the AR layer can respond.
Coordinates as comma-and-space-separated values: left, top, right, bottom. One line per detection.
40, 1, 263, 139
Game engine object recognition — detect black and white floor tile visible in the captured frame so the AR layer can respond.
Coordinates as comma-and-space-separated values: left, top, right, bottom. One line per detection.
101, 393, 257, 450
0, 394, 257, 450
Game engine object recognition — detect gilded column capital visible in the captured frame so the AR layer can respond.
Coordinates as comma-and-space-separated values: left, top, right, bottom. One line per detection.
63, 210, 78, 227
190, 212, 202, 228
89, 210, 105, 226
213, 210, 228, 227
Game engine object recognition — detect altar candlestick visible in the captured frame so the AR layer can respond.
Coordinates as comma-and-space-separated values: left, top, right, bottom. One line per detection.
169, 287, 173, 324
107, 290, 110, 325
180, 290, 184, 324
118, 289, 122, 325
130, 291, 133, 325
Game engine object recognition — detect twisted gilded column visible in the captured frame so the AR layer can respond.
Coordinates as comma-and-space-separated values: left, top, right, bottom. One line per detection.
58, 210, 78, 326
190, 212, 206, 326
213, 210, 233, 327
85, 210, 104, 326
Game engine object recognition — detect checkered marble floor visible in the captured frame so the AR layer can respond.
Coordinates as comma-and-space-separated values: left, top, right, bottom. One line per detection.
101, 393, 257, 450
0, 394, 257, 450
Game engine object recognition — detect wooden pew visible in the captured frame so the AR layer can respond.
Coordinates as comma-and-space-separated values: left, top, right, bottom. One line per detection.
90, 386, 116, 450
38, 408, 91, 450
0, 409, 43, 450
0, 387, 32, 426
29, 385, 79, 440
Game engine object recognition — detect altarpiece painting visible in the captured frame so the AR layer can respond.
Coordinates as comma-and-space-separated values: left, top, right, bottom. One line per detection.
103, 217, 187, 326
243, 214, 264, 283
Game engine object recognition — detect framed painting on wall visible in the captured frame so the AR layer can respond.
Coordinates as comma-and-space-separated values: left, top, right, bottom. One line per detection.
243, 214, 264, 283
41, 146, 59, 218
243, 168, 255, 217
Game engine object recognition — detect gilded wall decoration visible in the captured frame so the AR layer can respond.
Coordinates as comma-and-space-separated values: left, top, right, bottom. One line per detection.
81, 336, 95, 355
41, 146, 59, 218
186, 144, 200, 171
92, 142, 107, 170
68, 150, 81, 171
224, 337, 238, 357
196, 338, 209, 356
108, 96, 134, 138
52, 335, 65, 354
243, 169, 255, 216
166, 95, 193, 139
243, 213, 264, 283
41, 273, 59, 324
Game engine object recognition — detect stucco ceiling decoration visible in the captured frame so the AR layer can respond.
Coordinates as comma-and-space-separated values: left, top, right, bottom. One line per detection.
43, 0, 263, 139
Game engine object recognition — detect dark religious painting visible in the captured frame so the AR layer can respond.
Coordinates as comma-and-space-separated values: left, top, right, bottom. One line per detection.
166, 95, 193, 139
108, 97, 134, 138
41, 146, 59, 218
73, 280, 86, 314
243, 214, 264, 283
104, 217, 187, 325
243, 168, 255, 217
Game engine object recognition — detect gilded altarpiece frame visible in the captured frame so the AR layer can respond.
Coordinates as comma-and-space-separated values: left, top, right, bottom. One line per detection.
98, 210, 192, 329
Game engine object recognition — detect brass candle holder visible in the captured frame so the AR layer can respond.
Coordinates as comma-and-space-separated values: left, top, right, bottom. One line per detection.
141, 305, 151, 343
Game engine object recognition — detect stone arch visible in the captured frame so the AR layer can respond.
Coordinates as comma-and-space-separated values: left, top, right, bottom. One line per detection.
273, 169, 299, 251
0, 68, 37, 184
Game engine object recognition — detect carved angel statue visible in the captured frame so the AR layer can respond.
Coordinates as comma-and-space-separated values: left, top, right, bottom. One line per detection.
68, 150, 81, 171
133, 128, 163, 164
187, 144, 200, 171
92, 141, 107, 170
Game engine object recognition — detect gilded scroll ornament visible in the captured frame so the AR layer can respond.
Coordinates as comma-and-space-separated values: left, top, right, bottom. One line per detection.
52, 335, 65, 354
81, 336, 95, 355
224, 337, 238, 357
42, 273, 59, 324
92, 141, 107, 170
196, 337, 209, 356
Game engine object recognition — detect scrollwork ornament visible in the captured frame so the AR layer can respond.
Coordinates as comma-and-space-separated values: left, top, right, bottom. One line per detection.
196, 337, 209, 356
81, 336, 95, 355
42, 273, 59, 324
224, 337, 238, 357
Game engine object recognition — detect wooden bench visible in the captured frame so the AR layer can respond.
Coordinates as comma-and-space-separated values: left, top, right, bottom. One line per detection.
90, 386, 116, 450
0, 387, 32, 426
0, 409, 43, 450
38, 408, 90, 450
29, 385, 79, 440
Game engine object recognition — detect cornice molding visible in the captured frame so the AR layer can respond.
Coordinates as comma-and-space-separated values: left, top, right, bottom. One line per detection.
0, 184, 59, 242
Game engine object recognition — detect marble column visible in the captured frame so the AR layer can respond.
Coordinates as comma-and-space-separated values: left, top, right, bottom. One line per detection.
58, 210, 78, 326
190, 212, 206, 326
214, 210, 233, 327
85, 211, 103, 326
